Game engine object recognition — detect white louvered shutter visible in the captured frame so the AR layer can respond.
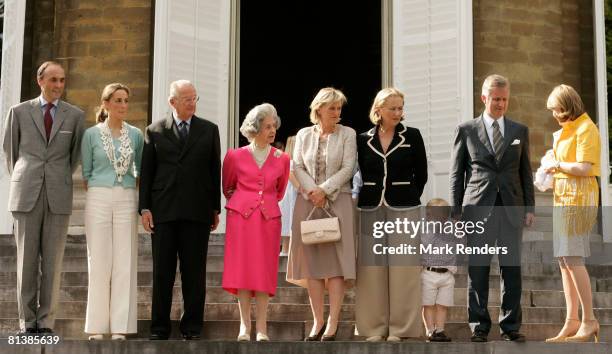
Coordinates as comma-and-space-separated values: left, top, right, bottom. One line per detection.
152, 0, 231, 231
392, 0, 473, 203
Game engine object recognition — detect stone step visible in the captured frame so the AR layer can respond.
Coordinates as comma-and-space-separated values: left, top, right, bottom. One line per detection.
0, 271, 297, 288
0, 254, 288, 273
0, 341, 609, 354
2, 301, 612, 325
4, 285, 612, 309
3, 235, 611, 268
0, 242, 227, 258
1, 318, 612, 343
0, 270, 588, 291
0, 233, 226, 244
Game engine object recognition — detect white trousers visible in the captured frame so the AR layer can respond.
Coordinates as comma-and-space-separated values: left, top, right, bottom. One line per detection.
84, 187, 138, 334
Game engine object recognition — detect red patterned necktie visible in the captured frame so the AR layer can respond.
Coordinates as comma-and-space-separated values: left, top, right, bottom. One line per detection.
44, 103, 54, 141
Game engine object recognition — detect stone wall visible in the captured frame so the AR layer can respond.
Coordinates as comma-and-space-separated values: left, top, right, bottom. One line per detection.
23, 0, 152, 130
473, 0, 596, 164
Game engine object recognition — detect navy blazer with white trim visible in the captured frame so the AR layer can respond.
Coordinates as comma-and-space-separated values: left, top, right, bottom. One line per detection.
356, 124, 428, 208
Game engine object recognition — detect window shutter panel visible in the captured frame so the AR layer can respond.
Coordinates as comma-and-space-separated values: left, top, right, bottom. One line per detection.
392, 0, 473, 202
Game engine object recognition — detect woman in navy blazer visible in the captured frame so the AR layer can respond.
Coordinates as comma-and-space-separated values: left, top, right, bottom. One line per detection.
354, 88, 428, 341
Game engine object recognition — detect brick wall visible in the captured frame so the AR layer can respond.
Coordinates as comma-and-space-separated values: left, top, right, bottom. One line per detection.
24, 0, 152, 130
473, 0, 596, 165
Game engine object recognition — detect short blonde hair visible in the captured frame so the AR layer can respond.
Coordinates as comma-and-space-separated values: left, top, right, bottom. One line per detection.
426, 198, 451, 219
426, 198, 449, 207
546, 84, 585, 122
369, 87, 405, 125
309, 87, 347, 124
481, 74, 510, 97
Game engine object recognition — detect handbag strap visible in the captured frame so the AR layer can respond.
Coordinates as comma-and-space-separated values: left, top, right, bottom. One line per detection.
306, 205, 334, 220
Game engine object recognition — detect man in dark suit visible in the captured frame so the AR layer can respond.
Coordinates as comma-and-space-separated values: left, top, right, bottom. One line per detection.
450, 74, 535, 342
139, 80, 221, 340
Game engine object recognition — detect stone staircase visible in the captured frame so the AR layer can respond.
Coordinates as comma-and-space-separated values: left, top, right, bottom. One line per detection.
0, 187, 611, 349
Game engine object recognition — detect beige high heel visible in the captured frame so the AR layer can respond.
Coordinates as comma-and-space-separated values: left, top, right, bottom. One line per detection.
565, 319, 600, 343
256, 332, 269, 341
237, 333, 251, 341
545, 318, 580, 343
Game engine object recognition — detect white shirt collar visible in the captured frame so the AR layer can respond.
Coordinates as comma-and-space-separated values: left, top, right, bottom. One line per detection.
39, 95, 59, 108
483, 112, 504, 129
173, 113, 192, 127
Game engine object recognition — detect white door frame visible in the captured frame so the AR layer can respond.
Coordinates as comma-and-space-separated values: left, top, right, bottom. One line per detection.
593, 0, 611, 242
0, 0, 27, 234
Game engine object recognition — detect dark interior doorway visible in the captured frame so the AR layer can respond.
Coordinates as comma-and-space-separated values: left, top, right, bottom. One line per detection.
239, 0, 382, 148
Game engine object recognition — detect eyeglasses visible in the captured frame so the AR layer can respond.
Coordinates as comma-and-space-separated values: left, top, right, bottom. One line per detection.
179, 96, 199, 104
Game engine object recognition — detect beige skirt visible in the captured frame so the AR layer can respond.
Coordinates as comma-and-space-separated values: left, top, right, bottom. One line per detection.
286, 193, 356, 288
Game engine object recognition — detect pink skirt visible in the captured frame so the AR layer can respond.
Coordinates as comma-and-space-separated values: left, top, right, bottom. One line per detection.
222, 208, 282, 297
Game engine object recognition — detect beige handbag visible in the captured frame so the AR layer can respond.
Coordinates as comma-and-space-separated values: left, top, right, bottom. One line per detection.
300, 206, 341, 245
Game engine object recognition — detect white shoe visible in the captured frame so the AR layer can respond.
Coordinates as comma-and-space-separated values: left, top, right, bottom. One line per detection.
366, 335, 384, 342
88, 334, 104, 340
237, 333, 250, 341
111, 334, 126, 340
387, 335, 401, 342
256, 332, 269, 341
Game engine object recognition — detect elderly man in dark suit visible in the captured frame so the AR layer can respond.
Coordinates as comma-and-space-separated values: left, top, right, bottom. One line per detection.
139, 80, 221, 340
2, 61, 85, 335
450, 74, 535, 342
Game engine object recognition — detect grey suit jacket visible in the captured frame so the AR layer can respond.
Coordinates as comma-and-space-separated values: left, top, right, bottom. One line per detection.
449, 115, 534, 227
2, 98, 85, 214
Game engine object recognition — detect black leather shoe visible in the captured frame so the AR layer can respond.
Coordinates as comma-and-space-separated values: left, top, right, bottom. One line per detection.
471, 330, 488, 342
182, 333, 201, 340
304, 324, 325, 341
17, 328, 37, 336
321, 333, 336, 341
149, 333, 169, 340
37, 328, 53, 334
429, 330, 452, 342
501, 331, 525, 342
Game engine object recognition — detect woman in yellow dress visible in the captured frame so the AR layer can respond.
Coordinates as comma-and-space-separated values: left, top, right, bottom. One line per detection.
544, 84, 600, 343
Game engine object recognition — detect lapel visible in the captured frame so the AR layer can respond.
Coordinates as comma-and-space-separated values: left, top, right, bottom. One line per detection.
179, 116, 205, 160
48, 101, 67, 144
366, 123, 407, 158
28, 99, 47, 142
476, 115, 495, 157
162, 115, 182, 150
497, 117, 518, 161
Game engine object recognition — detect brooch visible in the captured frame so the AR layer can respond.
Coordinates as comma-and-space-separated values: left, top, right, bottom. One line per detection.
274, 149, 283, 158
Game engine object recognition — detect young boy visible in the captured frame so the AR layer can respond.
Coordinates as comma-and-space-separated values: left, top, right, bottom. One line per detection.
421, 198, 461, 342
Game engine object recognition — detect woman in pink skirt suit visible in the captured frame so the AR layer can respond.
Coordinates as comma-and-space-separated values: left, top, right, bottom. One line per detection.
222, 103, 290, 342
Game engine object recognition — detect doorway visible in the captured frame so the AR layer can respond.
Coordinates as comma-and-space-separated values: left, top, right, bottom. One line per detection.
239, 0, 382, 147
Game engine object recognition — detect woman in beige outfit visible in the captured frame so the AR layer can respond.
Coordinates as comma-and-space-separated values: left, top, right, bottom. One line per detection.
287, 87, 357, 341
354, 88, 427, 341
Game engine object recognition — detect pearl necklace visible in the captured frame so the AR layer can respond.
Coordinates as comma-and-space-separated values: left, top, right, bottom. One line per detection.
99, 120, 134, 182
249, 141, 270, 166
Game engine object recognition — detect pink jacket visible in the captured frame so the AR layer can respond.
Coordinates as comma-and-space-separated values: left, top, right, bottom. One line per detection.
222, 146, 290, 220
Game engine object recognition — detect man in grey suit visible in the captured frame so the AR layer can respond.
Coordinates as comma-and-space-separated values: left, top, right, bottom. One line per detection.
2, 61, 85, 335
450, 74, 535, 342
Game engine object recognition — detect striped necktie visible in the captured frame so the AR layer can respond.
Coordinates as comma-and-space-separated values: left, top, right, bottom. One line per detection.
492, 120, 504, 162
178, 121, 188, 142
